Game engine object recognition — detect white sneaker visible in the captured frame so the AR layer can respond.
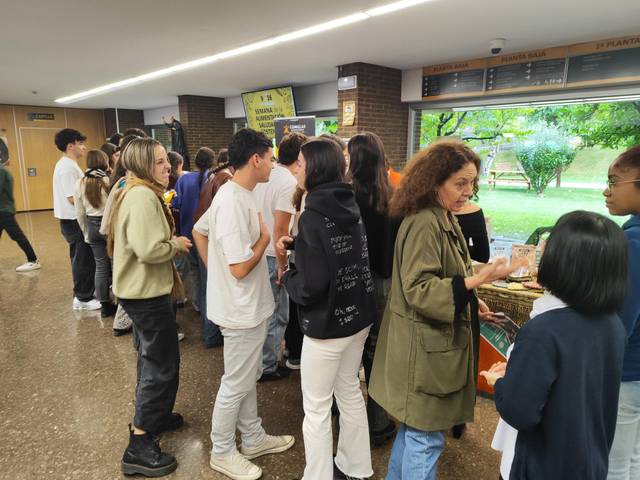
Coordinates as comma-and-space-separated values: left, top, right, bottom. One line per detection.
16, 260, 41, 272
241, 434, 295, 460
177, 332, 185, 342
72, 297, 101, 311
210, 450, 262, 480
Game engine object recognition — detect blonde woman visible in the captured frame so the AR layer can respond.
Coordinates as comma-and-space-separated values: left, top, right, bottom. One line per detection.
109, 138, 191, 477
75, 149, 116, 317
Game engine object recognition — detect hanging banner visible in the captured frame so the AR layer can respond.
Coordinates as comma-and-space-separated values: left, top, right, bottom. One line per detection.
242, 87, 296, 139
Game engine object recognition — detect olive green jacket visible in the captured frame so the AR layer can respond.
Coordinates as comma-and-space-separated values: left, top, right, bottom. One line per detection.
369, 206, 477, 432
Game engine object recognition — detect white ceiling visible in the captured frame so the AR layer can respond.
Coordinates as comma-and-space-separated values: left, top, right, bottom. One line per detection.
2, 0, 640, 110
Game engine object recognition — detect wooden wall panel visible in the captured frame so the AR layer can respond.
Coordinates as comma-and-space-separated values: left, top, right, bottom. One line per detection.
3, 105, 106, 211
65, 108, 106, 170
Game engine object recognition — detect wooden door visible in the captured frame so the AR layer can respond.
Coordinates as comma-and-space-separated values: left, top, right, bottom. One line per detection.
0, 105, 26, 212
19, 128, 60, 210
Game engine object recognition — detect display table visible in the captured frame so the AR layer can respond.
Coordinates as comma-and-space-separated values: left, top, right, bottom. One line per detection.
476, 284, 543, 395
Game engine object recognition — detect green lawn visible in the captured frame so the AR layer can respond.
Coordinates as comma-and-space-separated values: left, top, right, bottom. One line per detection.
483, 146, 623, 185
476, 186, 625, 240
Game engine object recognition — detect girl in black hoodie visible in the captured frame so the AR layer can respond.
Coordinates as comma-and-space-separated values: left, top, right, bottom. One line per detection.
280, 138, 375, 480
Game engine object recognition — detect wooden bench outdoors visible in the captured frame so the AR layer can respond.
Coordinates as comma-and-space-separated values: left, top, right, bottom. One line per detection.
488, 161, 531, 190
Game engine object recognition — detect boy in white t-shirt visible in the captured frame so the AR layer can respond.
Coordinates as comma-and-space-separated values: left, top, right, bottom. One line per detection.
53, 128, 100, 311
192, 129, 295, 480
252, 132, 306, 379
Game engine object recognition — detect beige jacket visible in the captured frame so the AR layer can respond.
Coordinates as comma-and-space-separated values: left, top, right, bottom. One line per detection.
112, 185, 179, 299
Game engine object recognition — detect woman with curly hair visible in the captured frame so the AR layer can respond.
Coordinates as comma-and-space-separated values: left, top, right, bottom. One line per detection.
368, 139, 524, 479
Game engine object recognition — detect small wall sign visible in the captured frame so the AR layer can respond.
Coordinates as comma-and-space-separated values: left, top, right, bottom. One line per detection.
28, 112, 55, 121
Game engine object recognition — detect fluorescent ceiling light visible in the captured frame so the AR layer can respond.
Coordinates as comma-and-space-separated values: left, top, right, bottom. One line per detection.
55, 1, 434, 104
365, 0, 434, 16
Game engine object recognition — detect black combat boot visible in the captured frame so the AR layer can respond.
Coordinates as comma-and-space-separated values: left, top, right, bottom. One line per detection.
121, 425, 177, 477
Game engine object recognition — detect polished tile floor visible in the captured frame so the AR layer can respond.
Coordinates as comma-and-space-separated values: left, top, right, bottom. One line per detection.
0, 211, 501, 479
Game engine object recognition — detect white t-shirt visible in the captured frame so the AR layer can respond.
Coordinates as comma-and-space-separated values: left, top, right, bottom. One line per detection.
252, 164, 297, 257
53, 156, 83, 219
193, 180, 275, 329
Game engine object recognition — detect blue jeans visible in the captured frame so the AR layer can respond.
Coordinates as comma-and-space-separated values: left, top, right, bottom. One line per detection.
175, 247, 199, 305
608, 381, 640, 480
86, 216, 111, 303
197, 254, 222, 346
386, 424, 445, 480
262, 256, 289, 374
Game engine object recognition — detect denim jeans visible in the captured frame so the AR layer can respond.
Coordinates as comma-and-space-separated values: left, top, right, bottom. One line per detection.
0, 212, 37, 262
262, 256, 289, 374
196, 254, 223, 346
120, 295, 180, 434
175, 247, 199, 305
60, 219, 95, 302
86, 216, 111, 303
386, 424, 445, 480
608, 381, 640, 480
210, 320, 268, 455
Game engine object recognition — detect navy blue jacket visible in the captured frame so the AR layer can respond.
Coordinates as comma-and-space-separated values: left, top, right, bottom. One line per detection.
622, 214, 640, 381
494, 307, 626, 480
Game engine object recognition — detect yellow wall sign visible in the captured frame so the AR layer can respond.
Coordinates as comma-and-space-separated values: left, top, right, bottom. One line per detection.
241, 87, 296, 139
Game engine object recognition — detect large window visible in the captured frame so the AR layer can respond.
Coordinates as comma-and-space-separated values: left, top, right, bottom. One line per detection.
416, 99, 640, 241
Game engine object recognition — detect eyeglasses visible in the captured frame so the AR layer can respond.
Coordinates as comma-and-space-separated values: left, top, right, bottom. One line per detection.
606, 178, 640, 189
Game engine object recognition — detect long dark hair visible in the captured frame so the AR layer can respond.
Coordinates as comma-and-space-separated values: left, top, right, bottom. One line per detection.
195, 147, 215, 192
84, 150, 109, 209
300, 138, 345, 191
347, 132, 390, 215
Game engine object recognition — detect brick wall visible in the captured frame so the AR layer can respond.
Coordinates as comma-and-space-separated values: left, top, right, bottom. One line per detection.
178, 95, 234, 161
337, 63, 409, 168
103, 108, 148, 139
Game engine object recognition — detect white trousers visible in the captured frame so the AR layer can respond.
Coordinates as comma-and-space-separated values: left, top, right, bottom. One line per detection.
301, 327, 373, 480
210, 319, 268, 455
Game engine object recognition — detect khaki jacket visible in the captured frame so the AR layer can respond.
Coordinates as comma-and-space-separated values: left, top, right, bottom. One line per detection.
112, 186, 179, 300
369, 206, 477, 431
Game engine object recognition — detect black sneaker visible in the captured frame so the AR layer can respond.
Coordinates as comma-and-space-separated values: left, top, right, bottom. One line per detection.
370, 420, 396, 447
101, 302, 118, 318
113, 326, 133, 337
153, 413, 184, 436
121, 425, 177, 477
258, 366, 290, 382
451, 423, 466, 439
333, 460, 369, 480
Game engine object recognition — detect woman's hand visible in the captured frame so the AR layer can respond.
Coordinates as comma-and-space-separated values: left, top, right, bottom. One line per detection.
466, 257, 529, 290
173, 235, 192, 253
480, 361, 507, 386
276, 235, 293, 258
478, 299, 506, 325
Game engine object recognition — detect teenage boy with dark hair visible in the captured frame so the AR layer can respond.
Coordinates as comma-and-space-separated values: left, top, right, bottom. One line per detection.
193, 129, 294, 480
53, 128, 100, 310
253, 132, 307, 381
0, 138, 40, 272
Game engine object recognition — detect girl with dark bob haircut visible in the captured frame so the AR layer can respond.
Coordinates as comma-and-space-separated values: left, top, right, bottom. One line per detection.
483, 211, 628, 480
538, 210, 628, 314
